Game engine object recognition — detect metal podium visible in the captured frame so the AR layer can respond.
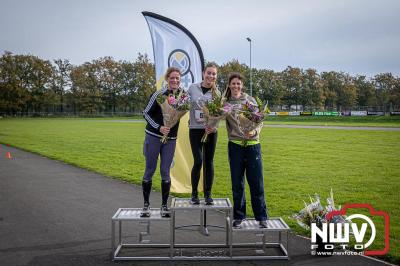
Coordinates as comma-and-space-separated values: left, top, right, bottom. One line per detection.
111, 198, 290, 261
170, 197, 232, 258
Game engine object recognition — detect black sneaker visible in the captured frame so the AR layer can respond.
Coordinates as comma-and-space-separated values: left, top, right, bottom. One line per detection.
259, 220, 268, 228
233, 220, 242, 228
204, 195, 214, 205
190, 195, 200, 205
140, 203, 150, 217
160, 205, 170, 218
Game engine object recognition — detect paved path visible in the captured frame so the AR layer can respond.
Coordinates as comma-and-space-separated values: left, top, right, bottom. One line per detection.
0, 144, 388, 265
265, 124, 400, 131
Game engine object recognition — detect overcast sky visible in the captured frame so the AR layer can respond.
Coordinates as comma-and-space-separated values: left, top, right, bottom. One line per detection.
1, 0, 399, 77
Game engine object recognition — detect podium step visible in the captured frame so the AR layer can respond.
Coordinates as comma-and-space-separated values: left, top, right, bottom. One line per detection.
172, 198, 232, 209
112, 208, 171, 221
232, 218, 290, 232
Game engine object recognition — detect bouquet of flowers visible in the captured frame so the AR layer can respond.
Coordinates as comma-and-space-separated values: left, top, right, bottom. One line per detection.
200, 94, 232, 143
235, 96, 270, 138
292, 189, 347, 230
157, 89, 191, 143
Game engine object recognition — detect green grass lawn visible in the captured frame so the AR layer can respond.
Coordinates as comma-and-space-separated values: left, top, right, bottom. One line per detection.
0, 117, 399, 263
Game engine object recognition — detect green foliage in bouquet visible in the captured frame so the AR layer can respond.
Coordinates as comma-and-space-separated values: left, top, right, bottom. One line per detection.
156, 93, 168, 105
204, 95, 226, 116
242, 96, 271, 123
255, 96, 271, 114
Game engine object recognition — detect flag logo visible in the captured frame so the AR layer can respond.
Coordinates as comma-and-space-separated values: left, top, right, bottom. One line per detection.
168, 49, 191, 75
168, 49, 194, 89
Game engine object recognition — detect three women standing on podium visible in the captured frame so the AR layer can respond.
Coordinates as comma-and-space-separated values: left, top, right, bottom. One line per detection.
139, 65, 268, 228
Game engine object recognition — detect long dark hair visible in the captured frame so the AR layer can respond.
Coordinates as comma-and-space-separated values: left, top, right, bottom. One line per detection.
225, 72, 245, 100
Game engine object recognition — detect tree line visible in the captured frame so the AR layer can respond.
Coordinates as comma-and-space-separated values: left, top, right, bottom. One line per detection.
1, 51, 399, 115
217, 60, 399, 112
0, 51, 155, 115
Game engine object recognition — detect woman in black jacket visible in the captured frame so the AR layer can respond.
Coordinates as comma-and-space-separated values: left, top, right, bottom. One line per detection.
140, 67, 182, 218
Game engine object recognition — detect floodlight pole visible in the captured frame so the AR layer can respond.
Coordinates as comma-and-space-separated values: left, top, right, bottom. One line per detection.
246, 37, 252, 97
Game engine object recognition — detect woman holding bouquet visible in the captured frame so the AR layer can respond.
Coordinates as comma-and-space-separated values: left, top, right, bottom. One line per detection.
188, 62, 220, 205
225, 72, 268, 228
140, 67, 182, 218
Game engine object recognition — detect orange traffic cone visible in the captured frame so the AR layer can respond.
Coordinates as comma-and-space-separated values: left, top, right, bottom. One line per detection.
6, 152, 11, 159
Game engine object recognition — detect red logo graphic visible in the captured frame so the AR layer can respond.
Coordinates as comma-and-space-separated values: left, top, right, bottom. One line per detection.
326, 203, 390, 256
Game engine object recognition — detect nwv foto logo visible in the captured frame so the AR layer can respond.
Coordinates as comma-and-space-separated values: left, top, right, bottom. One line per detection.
311, 204, 390, 256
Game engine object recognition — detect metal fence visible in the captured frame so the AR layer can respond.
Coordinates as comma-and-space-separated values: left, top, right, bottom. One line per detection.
1, 106, 399, 118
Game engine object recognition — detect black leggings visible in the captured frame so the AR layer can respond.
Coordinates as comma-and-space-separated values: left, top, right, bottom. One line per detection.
189, 129, 217, 194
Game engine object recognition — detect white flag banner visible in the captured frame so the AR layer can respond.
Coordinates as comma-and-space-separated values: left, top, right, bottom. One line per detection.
143, 11, 204, 90
142, 11, 204, 192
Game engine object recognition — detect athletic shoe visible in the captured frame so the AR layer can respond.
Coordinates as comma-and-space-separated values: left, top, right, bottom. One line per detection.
233, 220, 242, 228
140, 203, 150, 217
190, 195, 200, 205
259, 220, 268, 228
204, 195, 214, 205
160, 205, 170, 218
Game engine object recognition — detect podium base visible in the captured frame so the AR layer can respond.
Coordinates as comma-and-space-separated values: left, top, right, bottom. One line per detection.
111, 199, 290, 261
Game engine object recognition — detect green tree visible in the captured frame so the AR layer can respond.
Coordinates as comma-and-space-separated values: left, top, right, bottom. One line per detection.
119, 61, 136, 112
338, 74, 357, 110
0, 51, 30, 114
390, 77, 400, 109
301, 69, 324, 111
70, 62, 103, 114
374, 73, 398, 111
0, 52, 54, 114
24, 55, 54, 113
281, 66, 302, 110
52, 59, 72, 113
93, 57, 122, 113
132, 53, 155, 112
256, 69, 284, 108
354, 75, 376, 108
321, 71, 340, 110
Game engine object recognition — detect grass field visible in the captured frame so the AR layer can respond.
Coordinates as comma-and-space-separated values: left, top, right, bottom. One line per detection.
0, 117, 399, 263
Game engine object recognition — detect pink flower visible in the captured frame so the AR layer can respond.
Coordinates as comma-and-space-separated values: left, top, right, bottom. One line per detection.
223, 103, 233, 113
168, 95, 177, 105
251, 112, 264, 123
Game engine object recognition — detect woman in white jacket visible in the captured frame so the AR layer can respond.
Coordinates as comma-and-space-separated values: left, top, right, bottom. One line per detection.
187, 62, 220, 205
